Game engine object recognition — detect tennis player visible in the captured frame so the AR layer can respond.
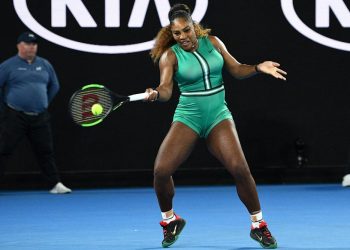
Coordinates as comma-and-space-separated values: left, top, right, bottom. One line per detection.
145, 4, 286, 248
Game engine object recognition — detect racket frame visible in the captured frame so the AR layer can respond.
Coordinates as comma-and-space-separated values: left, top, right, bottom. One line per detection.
69, 84, 147, 127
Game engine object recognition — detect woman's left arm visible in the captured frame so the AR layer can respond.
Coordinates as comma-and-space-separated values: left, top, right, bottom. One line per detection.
209, 36, 287, 81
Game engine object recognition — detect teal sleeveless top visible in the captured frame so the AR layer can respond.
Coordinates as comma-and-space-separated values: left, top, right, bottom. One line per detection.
171, 36, 224, 95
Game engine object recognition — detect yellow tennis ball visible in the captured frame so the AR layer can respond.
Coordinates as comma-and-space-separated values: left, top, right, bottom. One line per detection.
91, 103, 103, 116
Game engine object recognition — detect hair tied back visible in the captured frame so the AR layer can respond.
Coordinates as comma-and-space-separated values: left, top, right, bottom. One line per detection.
168, 4, 192, 22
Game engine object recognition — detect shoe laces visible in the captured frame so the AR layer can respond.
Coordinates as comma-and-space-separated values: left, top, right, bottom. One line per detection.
160, 221, 170, 238
259, 222, 272, 238
162, 227, 168, 238
159, 214, 180, 238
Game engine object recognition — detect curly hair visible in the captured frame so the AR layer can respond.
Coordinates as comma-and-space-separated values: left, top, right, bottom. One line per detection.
150, 4, 211, 63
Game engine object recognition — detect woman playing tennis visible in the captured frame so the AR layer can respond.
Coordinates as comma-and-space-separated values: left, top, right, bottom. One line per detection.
145, 3, 286, 249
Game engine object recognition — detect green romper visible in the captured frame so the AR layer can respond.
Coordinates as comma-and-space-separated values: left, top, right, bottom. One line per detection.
172, 36, 233, 138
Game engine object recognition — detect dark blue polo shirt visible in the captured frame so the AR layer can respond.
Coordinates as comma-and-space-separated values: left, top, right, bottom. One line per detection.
0, 55, 59, 113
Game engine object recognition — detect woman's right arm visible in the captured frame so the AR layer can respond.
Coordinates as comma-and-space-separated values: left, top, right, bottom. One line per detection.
146, 48, 176, 102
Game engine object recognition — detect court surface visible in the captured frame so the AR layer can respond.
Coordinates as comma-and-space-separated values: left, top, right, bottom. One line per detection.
0, 184, 349, 250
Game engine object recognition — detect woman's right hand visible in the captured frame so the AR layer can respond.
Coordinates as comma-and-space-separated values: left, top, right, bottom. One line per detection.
145, 88, 159, 102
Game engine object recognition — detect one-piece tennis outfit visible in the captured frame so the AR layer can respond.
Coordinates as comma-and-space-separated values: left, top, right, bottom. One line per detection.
172, 36, 233, 138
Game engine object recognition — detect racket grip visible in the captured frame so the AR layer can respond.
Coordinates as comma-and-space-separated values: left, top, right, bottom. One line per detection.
128, 92, 149, 102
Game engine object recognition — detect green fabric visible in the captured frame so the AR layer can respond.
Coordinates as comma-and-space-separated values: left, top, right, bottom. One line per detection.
171, 36, 233, 138
171, 37, 224, 93
173, 92, 233, 138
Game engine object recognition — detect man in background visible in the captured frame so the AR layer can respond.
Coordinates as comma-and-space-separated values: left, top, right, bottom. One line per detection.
0, 32, 71, 194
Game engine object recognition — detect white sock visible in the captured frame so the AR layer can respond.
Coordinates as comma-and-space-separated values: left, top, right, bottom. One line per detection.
250, 211, 263, 228
161, 209, 176, 224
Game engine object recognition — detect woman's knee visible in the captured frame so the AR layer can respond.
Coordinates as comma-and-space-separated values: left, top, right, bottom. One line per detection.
154, 164, 173, 180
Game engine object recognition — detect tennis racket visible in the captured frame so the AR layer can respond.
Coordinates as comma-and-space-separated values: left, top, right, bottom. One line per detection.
69, 84, 148, 127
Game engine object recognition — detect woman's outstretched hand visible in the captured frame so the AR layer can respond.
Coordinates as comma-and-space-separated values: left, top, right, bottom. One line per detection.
256, 61, 287, 81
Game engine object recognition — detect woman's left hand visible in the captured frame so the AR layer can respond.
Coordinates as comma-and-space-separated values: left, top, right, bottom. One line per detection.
256, 61, 287, 81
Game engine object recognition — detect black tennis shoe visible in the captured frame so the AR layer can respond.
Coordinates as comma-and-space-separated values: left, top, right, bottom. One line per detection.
159, 214, 186, 248
250, 221, 277, 249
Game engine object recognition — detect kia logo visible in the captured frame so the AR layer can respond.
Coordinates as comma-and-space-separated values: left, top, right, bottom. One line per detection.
281, 0, 350, 52
14, 0, 208, 54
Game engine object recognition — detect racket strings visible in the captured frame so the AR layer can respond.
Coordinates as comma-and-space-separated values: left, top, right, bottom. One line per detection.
70, 88, 113, 124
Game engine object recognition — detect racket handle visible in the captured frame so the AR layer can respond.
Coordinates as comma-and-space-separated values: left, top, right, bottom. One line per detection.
128, 93, 149, 102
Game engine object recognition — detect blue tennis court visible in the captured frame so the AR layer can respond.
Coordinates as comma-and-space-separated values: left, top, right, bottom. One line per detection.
0, 184, 349, 250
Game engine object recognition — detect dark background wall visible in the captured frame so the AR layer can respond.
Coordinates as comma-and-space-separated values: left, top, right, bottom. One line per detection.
1, 0, 349, 188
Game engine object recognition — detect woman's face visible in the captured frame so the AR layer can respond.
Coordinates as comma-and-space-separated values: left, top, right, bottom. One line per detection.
171, 18, 197, 51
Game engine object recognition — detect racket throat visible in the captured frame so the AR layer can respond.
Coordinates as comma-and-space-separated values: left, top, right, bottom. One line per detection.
113, 101, 126, 110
